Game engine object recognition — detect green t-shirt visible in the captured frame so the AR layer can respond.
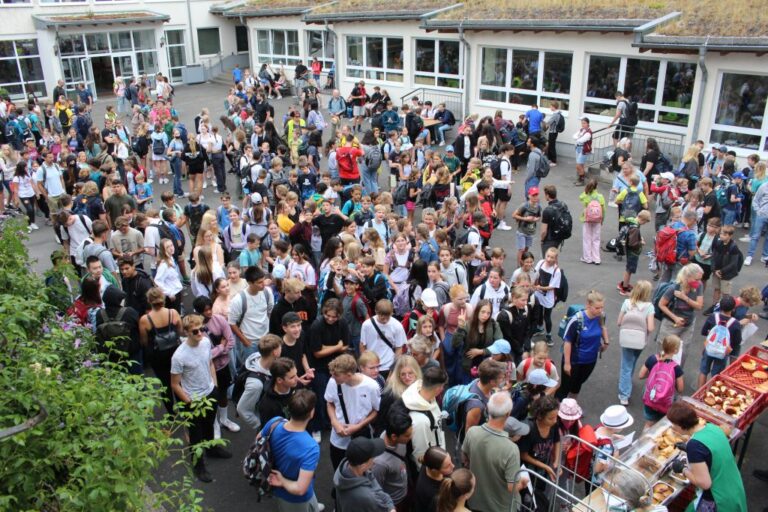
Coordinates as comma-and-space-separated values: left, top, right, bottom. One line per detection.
463, 424, 521, 512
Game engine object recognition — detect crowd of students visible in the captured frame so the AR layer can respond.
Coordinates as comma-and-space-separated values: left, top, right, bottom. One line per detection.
3, 71, 767, 512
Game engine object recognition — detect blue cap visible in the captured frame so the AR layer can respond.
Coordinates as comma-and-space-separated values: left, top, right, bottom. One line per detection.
733, 172, 747, 179
445, 145, 455, 152
487, 339, 511, 355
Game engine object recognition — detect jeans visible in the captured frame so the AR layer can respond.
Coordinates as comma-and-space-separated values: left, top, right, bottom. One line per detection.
360, 161, 379, 196
310, 369, 331, 432
170, 156, 183, 196
618, 347, 643, 401
211, 153, 227, 192
747, 214, 768, 259
722, 208, 739, 226
20, 196, 35, 224
437, 124, 451, 144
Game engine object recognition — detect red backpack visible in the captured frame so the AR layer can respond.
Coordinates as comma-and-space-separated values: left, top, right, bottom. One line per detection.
564, 424, 611, 480
521, 357, 554, 378
655, 226, 683, 265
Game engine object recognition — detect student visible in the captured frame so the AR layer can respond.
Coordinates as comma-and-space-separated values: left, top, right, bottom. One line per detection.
257, 357, 303, 426
616, 280, 655, 406
512, 186, 542, 267
618, 210, 651, 296
371, 403, 415, 511
237, 334, 282, 430
497, 286, 534, 365
325, 354, 381, 470
170, 314, 232, 483
334, 437, 395, 512
360, 299, 407, 379
707, 225, 744, 313
532, 247, 562, 346
698, 295, 742, 388
402, 366, 448, 469
639, 335, 683, 429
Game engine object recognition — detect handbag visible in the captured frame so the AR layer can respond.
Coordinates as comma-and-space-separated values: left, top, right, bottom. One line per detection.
149, 310, 180, 351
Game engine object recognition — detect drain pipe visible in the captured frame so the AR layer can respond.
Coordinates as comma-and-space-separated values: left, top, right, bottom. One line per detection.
458, 18, 470, 121
186, 0, 196, 63
326, 19, 339, 91
690, 41, 709, 146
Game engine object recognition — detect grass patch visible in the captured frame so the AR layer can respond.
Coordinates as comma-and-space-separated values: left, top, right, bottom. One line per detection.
312, 0, 448, 14
245, 0, 315, 7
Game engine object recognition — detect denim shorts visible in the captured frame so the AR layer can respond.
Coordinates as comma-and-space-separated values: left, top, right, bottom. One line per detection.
699, 352, 728, 377
576, 146, 588, 165
516, 232, 534, 250
626, 253, 639, 274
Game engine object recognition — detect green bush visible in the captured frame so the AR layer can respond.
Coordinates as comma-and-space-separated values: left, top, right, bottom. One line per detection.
0, 219, 206, 511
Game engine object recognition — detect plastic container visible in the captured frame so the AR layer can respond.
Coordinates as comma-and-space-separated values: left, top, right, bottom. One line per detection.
746, 345, 768, 364
690, 375, 764, 430
721, 354, 768, 395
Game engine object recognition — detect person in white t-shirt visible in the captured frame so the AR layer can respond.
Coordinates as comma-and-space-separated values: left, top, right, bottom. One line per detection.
324, 353, 381, 470
360, 299, 407, 377
57, 209, 93, 268
532, 247, 562, 346
470, 267, 510, 319
171, 313, 232, 482
228, 265, 274, 366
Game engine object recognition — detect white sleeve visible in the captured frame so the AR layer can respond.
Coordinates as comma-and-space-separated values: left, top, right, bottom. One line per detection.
228, 294, 242, 325
393, 322, 407, 349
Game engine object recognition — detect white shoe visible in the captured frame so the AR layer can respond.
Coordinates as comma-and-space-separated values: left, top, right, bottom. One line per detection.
740, 236, 751, 242
203, 180, 208, 189
497, 221, 512, 231
220, 417, 240, 433
439, 141, 445, 146
608, 202, 618, 208
744, 256, 752, 266
29, 223, 39, 230
318, 503, 325, 512
311, 431, 322, 443
213, 418, 221, 440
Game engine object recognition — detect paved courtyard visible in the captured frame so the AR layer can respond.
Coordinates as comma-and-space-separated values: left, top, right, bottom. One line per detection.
22, 82, 768, 511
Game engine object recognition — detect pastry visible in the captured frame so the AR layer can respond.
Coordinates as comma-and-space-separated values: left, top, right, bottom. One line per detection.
752, 370, 768, 380
742, 360, 757, 371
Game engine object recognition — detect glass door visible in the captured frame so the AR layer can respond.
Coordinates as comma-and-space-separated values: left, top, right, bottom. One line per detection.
112, 54, 135, 81
80, 58, 97, 101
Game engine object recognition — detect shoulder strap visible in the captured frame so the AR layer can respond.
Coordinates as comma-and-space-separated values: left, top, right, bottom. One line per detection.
371, 318, 395, 350
337, 383, 351, 424
237, 290, 248, 326
115, 307, 127, 323
147, 312, 158, 333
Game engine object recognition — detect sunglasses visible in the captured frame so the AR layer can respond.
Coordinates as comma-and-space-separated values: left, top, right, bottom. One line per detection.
190, 328, 203, 335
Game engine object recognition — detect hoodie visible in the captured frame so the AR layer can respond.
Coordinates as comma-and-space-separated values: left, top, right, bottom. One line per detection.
95, 285, 140, 353
236, 352, 271, 430
333, 461, 394, 512
121, 268, 153, 315
401, 381, 445, 468
258, 383, 295, 426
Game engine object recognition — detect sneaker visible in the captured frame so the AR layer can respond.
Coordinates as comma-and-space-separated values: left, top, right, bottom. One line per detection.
545, 334, 553, 346
312, 431, 322, 443
608, 201, 618, 208
318, 503, 326, 512
744, 222, 750, 229
619, 397, 629, 406
206, 446, 233, 459
617, 282, 630, 296
580, 258, 592, 264
45, 218, 53, 226
439, 141, 445, 146
194, 465, 213, 483
740, 236, 751, 242
29, 223, 39, 231
220, 417, 240, 433
702, 305, 715, 316
744, 256, 752, 266
762, 256, 768, 263
203, 180, 208, 189
573, 178, 585, 186
213, 418, 221, 440
497, 220, 512, 231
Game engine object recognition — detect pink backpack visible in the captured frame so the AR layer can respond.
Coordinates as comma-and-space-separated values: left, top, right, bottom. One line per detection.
643, 357, 677, 413
585, 199, 603, 223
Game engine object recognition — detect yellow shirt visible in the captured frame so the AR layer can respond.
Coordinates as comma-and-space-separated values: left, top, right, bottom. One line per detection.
277, 213, 295, 235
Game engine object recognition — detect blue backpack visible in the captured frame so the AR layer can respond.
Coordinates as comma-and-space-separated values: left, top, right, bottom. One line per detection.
621, 189, 642, 219
558, 304, 584, 340
652, 282, 678, 320
441, 380, 480, 432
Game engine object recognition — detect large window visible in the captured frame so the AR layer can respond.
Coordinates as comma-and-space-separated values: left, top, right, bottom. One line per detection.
414, 39, 462, 89
710, 73, 768, 151
235, 26, 249, 54
255, 29, 300, 65
197, 28, 220, 56
479, 47, 572, 110
165, 29, 187, 84
346, 35, 403, 83
0, 39, 45, 99
307, 30, 334, 70
584, 55, 696, 128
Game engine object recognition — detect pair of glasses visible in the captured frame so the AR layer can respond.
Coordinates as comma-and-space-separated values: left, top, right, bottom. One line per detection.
190, 328, 203, 335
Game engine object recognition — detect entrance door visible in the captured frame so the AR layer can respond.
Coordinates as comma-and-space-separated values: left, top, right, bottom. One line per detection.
89, 56, 116, 94
80, 58, 97, 101
112, 54, 135, 81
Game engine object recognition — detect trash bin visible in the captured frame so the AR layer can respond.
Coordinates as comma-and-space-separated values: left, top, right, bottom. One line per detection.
182, 64, 206, 85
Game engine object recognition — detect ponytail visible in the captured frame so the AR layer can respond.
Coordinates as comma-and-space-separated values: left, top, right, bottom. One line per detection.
436, 469, 474, 512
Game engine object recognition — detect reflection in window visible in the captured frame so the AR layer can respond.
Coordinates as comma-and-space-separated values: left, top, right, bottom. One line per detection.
543, 53, 571, 94
511, 50, 538, 91
586, 56, 619, 99
480, 48, 506, 87
58, 34, 85, 56
367, 37, 383, 69
256, 30, 300, 64
663, 62, 695, 109
110, 31, 133, 52
0, 37, 45, 99
165, 29, 186, 84
347, 36, 363, 66
710, 73, 768, 151
307, 30, 334, 69
624, 59, 659, 104
415, 39, 435, 73
345, 36, 404, 83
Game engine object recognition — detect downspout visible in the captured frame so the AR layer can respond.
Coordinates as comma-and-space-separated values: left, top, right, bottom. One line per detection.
186, 0, 196, 63
690, 41, 709, 146
326, 19, 339, 91
459, 18, 470, 121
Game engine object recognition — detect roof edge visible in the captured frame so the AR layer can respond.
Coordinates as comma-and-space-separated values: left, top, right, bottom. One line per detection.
634, 34, 768, 53
304, 7, 451, 23
421, 18, 652, 32
33, 10, 170, 29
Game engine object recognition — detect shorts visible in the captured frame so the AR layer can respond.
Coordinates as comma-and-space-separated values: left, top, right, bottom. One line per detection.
405, 200, 416, 212
495, 188, 511, 202
575, 146, 588, 165
699, 352, 728, 377
516, 232, 534, 250
353, 106, 366, 117
699, 263, 712, 281
613, 124, 635, 140
711, 273, 732, 294
643, 404, 665, 422
625, 252, 639, 274
416, 129, 430, 141
151, 153, 167, 162
215, 365, 232, 401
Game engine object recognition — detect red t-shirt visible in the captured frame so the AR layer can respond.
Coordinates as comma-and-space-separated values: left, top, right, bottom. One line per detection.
336, 146, 364, 180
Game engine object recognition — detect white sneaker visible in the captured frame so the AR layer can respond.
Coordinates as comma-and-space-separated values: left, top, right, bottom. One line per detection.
220, 417, 241, 432
29, 223, 39, 230
213, 418, 221, 440
318, 503, 325, 512
203, 180, 208, 189
608, 202, 618, 208
311, 431, 322, 443
740, 236, 751, 242
497, 220, 512, 231
439, 141, 445, 146
744, 256, 752, 266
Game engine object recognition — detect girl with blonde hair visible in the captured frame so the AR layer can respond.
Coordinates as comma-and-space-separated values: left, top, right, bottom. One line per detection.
617, 280, 655, 405
373, 355, 423, 437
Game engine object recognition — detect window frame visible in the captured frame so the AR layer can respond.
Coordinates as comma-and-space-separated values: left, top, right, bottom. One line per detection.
306, 29, 334, 70
164, 29, 187, 84
413, 37, 463, 90
196, 27, 221, 57
345, 34, 404, 84
709, 70, 768, 153
255, 29, 301, 66
477, 46, 572, 111
582, 53, 696, 131
0, 38, 46, 99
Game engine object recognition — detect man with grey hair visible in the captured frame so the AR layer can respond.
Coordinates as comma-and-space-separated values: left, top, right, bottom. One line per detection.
462, 391, 529, 512
659, 209, 699, 283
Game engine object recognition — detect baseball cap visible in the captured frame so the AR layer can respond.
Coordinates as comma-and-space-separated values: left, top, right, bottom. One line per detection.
346, 437, 385, 465
272, 263, 286, 280
487, 339, 511, 355
250, 192, 263, 204
659, 172, 675, 182
733, 172, 747, 179
718, 145, 728, 153
343, 274, 360, 284
528, 186, 540, 196
420, 288, 439, 308
504, 417, 531, 437
445, 145, 455, 153
526, 368, 558, 388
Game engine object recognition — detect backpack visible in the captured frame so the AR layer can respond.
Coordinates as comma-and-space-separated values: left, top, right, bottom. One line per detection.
555, 112, 566, 133
656, 153, 673, 174
75, 238, 106, 267
555, 268, 568, 304
704, 314, 735, 360
642, 357, 677, 414
58, 108, 70, 126
548, 202, 572, 241
715, 186, 729, 208
534, 152, 551, 179
152, 136, 165, 156
242, 418, 287, 501
620, 189, 642, 219
621, 100, 639, 127
558, 304, 584, 341
393, 282, 418, 318
364, 145, 383, 171
441, 380, 480, 433
654, 226, 682, 265
489, 158, 503, 180
393, 180, 409, 205
626, 225, 642, 252
564, 424, 611, 481
454, 226, 478, 248
157, 222, 186, 255
231, 369, 270, 406
584, 198, 603, 223
619, 302, 649, 350
132, 136, 148, 156
521, 357, 554, 377
652, 282, 677, 320
582, 131, 593, 154
72, 196, 89, 216
95, 308, 134, 355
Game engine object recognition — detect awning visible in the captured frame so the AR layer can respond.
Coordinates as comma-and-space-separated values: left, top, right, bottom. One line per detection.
33, 11, 170, 30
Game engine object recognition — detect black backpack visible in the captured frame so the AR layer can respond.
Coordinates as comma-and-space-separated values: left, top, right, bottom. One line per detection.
157, 221, 186, 255
242, 418, 286, 501
95, 308, 134, 355
555, 112, 566, 133
231, 370, 270, 407
621, 100, 639, 127
548, 203, 572, 241
152, 137, 166, 156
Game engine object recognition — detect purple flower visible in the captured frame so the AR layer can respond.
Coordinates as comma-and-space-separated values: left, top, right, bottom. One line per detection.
74, 338, 82, 349
83, 360, 93, 368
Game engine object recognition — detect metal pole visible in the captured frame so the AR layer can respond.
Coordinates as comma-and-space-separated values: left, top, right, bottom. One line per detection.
186, 0, 196, 63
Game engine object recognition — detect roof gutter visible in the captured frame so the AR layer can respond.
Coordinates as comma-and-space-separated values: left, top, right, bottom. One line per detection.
632, 11, 681, 43
691, 41, 709, 147
421, 2, 463, 20
422, 19, 647, 32
631, 41, 768, 52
